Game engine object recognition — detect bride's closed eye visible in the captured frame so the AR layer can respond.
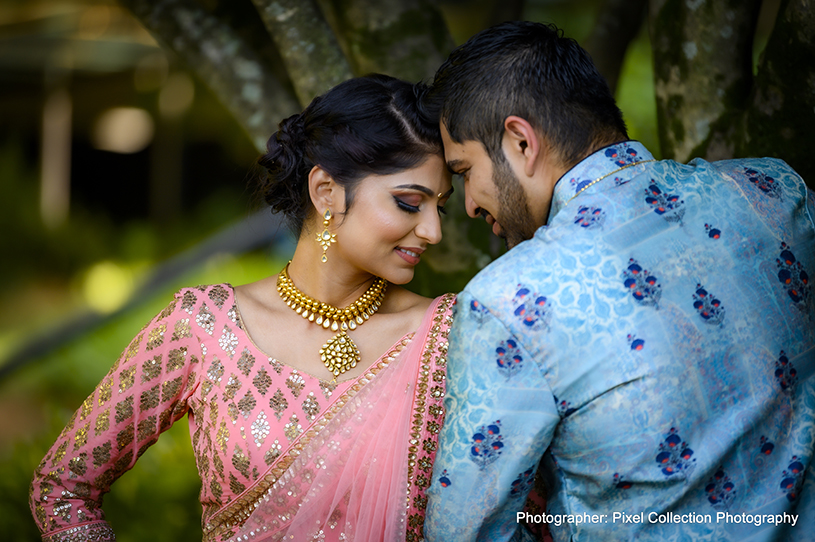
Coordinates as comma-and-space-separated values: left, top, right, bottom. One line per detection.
394, 196, 420, 213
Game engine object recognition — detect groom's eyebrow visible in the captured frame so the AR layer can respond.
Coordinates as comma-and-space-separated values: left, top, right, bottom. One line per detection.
446, 159, 463, 173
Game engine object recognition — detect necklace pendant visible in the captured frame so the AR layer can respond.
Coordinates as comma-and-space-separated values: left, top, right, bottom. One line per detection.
319, 331, 361, 377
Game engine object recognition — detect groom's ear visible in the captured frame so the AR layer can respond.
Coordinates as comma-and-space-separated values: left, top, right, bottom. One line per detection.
503, 116, 541, 178
308, 166, 344, 217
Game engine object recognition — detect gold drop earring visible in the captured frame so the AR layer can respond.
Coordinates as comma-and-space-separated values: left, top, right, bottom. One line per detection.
316, 208, 337, 263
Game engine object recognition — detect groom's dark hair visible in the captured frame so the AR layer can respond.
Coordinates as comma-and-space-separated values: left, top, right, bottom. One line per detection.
422, 21, 627, 169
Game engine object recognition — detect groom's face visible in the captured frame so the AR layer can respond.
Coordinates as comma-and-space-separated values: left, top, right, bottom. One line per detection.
441, 123, 538, 249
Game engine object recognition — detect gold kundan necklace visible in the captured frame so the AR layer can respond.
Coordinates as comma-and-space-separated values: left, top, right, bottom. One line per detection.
277, 262, 387, 379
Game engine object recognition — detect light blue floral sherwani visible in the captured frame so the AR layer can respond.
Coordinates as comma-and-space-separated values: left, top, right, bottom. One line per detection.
425, 142, 815, 542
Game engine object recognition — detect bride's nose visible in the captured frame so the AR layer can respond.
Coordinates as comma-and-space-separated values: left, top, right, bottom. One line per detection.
415, 208, 443, 245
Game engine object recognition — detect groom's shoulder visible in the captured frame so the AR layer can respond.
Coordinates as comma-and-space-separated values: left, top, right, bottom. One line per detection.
462, 238, 546, 304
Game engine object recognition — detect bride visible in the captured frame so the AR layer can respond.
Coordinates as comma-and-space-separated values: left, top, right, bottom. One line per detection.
31, 74, 455, 542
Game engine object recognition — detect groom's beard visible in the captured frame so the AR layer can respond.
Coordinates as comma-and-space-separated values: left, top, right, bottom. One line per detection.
492, 153, 539, 249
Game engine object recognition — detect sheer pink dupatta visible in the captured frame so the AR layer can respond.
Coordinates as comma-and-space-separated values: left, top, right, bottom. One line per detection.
231, 296, 448, 542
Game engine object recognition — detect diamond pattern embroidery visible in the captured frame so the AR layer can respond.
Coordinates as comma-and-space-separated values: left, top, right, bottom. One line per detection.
251, 411, 270, 448
270, 389, 288, 421
286, 370, 305, 398
237, 391, 257, 419
209, 285, 229, 309
196, 304, 215, 335
284, 414, 302, 441
253, 366, 272, 396
180, 290, 197, 314
219, 325, 238, 358
237, 347, 256, 376
302, 392, 320, 421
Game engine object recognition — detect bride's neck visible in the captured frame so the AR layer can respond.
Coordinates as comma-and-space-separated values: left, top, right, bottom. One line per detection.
286, 244, 379, 308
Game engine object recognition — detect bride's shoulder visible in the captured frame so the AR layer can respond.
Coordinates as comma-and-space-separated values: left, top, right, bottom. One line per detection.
383, 286, 451, 317
232, 276, 280, 310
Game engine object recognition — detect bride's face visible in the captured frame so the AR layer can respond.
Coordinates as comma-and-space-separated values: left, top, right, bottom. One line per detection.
333, 154, 452, 284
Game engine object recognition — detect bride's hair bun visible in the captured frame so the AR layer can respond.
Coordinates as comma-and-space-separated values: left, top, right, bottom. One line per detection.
256, 75, 443, 237
257, 112, 311, 223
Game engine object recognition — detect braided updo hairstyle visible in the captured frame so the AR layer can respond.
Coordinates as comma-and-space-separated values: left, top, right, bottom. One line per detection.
257, 74, 444, 237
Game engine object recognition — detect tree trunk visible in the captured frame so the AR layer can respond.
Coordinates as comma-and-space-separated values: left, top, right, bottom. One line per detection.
648, 0, 762, 163
320, 0, 455, 81
584, 0, 648, 93
743, 0, 815, 186
120, 0, 300, 152
250, 0, 354, 106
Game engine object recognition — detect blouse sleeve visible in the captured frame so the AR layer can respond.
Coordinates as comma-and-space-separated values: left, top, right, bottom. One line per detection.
30, 288, 204, 541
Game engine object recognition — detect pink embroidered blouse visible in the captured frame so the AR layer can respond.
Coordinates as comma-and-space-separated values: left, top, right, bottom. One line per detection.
30, 284, 454, 542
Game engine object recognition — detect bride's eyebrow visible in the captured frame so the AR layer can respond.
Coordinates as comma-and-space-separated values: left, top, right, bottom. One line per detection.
394, 184, 434, 196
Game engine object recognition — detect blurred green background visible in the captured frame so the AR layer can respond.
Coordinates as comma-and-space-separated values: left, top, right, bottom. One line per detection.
0, 0, 766, 540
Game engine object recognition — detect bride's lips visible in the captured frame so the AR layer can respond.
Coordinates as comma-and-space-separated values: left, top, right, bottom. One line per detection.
395, 246, 423, 265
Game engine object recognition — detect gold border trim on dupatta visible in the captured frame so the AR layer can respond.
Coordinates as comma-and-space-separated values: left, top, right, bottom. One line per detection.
202, 335, 415, 542
405, 293, 455, 541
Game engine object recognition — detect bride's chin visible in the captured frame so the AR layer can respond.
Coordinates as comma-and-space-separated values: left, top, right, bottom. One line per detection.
379, 267, 414, 286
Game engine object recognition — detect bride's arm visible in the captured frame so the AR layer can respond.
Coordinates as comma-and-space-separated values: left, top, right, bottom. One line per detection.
30, 289, 202, 540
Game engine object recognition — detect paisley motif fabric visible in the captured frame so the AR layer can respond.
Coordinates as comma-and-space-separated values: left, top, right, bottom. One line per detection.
30, 285, 454, 542
425, 142, 815, 542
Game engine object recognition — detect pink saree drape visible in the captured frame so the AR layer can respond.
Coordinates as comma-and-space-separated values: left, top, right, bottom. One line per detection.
224, 294, 455, 542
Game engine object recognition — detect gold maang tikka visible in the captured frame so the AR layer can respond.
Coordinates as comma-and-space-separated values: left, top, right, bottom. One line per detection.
316, 208, 336, 263
277, 263, 387, 379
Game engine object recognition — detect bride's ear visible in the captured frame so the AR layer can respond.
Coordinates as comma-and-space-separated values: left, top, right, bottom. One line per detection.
308, 166, 343, 216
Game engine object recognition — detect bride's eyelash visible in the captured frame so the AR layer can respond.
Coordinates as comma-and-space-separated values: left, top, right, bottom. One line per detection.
394, 197, 420, 213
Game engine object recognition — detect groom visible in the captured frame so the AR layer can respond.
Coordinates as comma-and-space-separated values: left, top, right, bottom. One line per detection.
422, 21, 815, 541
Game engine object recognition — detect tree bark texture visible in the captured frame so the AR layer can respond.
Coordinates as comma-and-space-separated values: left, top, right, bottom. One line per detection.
584, 0, 648, 92
250, 0, 354, 106
320, 0, 455, 82
120, 0, 299, 152
649, 0, 763, 163
743, 0, 815, 185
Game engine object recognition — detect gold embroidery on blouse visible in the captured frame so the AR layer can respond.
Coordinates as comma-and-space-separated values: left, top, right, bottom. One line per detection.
197, 304, 216, 335
167, 347, 187, 372
119, 366, 136, 393
52, 441, 68, 466
92, 442, 110, 468
98, 377, 112, 406
115, 396, 134, 424
209, 284, 229, 309
302, 392, 320, 421
137, 415, 157, 442
253, 366, 272, 396
171, 317, 192, 341
94, 409, 109, 436
142, 355, 162, 382
237, 347, 256, 376
74, 422, 89, 450
116, 425, 134, 450
251, 410, 271, 447
146, 323, 166, 351
319, 379, 337, 399
202, 337, 412, 541
219, 324, 239, 358
270, 389, 288, 420
139, 384, 160, 411
237, 391, 257, 418
285, 370, 305, 398
223, 374, 241, 401
181, 290, 197, 314
283, 413, 302, 441
162, 376, 182, 402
